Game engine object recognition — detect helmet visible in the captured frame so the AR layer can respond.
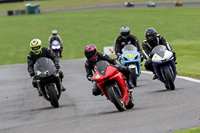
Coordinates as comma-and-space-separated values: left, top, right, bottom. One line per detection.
120, 26, 130, 39
52, 30, 57, 35
84, 44, 98, 62
30, 39, 42, 55
145, 28, 157, 42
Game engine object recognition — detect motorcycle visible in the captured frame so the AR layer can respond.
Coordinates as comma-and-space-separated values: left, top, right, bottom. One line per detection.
50, 40, 62, 58
119, 44, 142, 87
93, 60, 134, 112
34, 57, 62, 108
151, 45, 177, 90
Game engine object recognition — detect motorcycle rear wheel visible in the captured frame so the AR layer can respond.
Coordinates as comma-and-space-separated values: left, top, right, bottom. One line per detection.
47, 84, 59, 108
164, 68, 175, 90
106, 83, 126, 112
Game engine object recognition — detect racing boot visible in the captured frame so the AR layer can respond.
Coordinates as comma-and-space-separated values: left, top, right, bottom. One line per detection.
127, 78, 134, 89
153, 72, 158, 80
62, 85, 66, 91
38, 90, 42, 96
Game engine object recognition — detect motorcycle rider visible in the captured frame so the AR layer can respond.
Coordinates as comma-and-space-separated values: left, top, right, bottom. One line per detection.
142, 28, 177, 80
84, 44, 134, 96
27, 38, 66, 96
114, 26, 142, 58
48, 30, 63, 57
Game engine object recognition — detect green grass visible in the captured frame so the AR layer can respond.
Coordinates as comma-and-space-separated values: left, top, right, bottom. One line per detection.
172, 126, 200, 133
1, 0, 200, 14
0, 7, 200, 78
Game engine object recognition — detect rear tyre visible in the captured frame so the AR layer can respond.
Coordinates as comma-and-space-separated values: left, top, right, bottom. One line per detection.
130, 68, 137, 87
106, 83, 126, 112
47, 84, 59, 108
164, 68, 175, 90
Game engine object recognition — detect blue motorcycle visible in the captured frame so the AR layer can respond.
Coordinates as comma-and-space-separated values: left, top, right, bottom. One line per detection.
151, 45, 176, 90
119, 44, 142, 87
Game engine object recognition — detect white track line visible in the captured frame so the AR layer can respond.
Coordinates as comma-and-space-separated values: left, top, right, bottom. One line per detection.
142, 71, 200, 84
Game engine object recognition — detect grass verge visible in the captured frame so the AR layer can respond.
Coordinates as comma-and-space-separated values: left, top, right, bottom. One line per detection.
0, 7, 200, 78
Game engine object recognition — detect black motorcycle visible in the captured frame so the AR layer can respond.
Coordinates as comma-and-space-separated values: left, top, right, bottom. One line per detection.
34, 57, 62, 108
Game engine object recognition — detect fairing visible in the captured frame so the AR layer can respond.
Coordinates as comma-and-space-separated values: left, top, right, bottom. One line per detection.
34, 57, 57, 78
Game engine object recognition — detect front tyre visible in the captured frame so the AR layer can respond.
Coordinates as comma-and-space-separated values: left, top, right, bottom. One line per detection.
106, 83, 126, 112
47, 84, 59, 108
130, 68, 137, 87
125, 91, 134, 109
164, 68, 175, 90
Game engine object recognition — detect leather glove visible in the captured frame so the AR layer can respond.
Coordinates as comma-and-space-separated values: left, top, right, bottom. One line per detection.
30, 72, 35, 77
115, 64, 121, 69
146, 58, 152, 64
55, 64, 60, 69
87, 76, 93, 81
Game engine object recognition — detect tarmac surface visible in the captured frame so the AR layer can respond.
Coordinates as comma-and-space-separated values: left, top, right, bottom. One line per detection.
0, 59, 200, 133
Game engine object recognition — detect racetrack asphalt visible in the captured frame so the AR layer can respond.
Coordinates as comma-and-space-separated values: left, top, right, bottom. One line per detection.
0, 59, 200, 133
41, 1, 200, 13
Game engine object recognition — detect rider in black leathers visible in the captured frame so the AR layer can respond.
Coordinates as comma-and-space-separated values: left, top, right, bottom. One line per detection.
27, 38, 66, 96
142, 28, 176, 79
114, 26, 142, 58
84, 44, 134, 96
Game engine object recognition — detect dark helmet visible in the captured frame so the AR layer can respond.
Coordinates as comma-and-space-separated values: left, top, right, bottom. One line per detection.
84, 44, 98, 61
120, 26, 130, 39
145, 28, 157, 42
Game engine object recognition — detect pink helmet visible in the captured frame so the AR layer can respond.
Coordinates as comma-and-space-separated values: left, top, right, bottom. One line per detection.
84, 44, 97, 61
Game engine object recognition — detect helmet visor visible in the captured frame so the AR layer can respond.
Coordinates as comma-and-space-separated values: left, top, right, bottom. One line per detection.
147, 36, 153, 40
121, 31, 130, 39
90, 55, 98, 62
32, 46, 40, 51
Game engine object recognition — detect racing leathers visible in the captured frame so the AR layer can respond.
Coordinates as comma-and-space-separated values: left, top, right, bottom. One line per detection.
142, 34, 176, 72
114, 35, 142, 57
85, 52, 134, 96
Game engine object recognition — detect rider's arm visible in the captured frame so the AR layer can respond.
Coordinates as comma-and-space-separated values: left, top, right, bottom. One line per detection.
48, 35, 53, 45
131, 35, 142, 53
85, 60, 94, 80
159, 35, 172, 51
142, 41, 151, 59
114, 37, 122, 56
45, 47, 59, 65
99, 53, 117, 65
57, 35, 63, 45
27, 53, 35, 74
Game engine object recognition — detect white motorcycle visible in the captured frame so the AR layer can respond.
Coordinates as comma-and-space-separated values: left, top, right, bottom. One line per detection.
151, 45, 177, 90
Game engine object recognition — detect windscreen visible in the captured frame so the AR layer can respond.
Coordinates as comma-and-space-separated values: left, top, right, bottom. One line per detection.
123, 44, 136, 51
152, 45, 166, 57
34, 57, 56, 76
95, 61, 108, 76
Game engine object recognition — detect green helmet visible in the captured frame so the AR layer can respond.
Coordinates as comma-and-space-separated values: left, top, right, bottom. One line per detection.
30, 39, 42, 55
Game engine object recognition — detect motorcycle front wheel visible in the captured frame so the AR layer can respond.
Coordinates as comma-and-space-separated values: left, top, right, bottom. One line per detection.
130, 68, 137, 87
47, 84, 59, 108
106, 83, 126, 112
164, 68, 175, 90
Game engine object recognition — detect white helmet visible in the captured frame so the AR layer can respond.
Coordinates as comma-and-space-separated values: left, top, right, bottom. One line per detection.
52, 30, 57, 35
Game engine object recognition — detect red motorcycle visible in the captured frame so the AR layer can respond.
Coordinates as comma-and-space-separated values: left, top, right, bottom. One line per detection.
93, 61, 134, 112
